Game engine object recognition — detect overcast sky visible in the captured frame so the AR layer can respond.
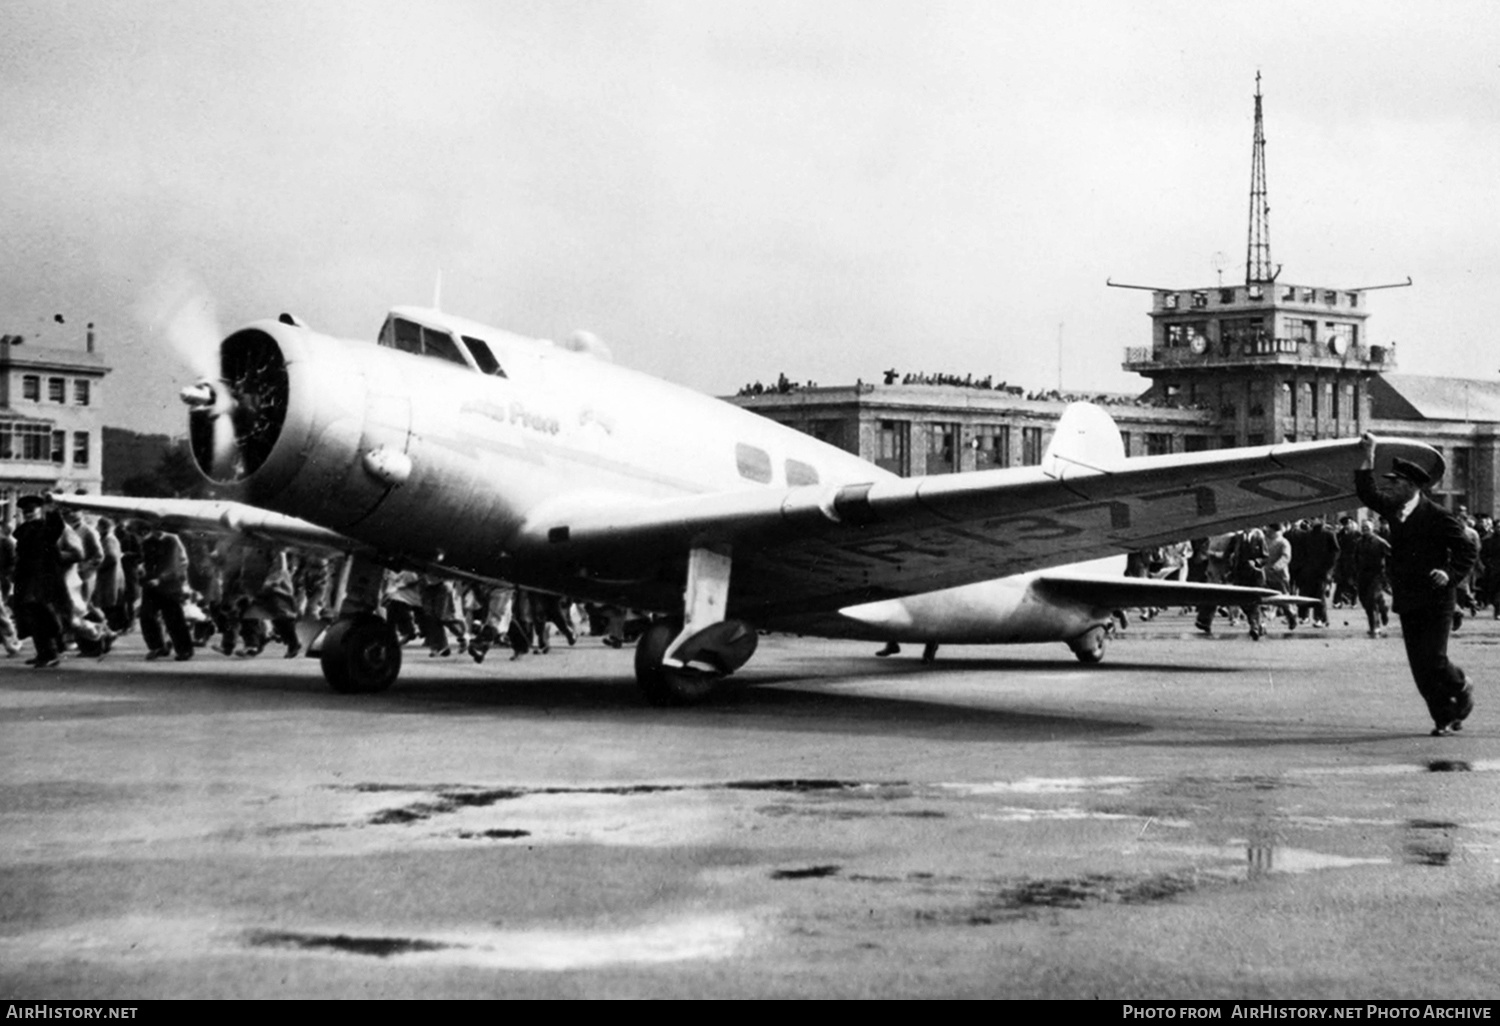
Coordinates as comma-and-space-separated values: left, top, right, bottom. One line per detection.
3, 0, 1497, 437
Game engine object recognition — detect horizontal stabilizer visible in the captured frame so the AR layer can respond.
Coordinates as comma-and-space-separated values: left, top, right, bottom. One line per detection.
1033, 572, 1292, 611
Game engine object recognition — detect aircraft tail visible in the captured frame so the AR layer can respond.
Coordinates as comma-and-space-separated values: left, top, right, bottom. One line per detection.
1041, 401, 1125, 476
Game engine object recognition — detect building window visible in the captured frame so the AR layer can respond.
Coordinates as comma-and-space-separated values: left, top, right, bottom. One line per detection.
1165, 322, 1208, 348
1, 422, 53, 462
1222, 316, 1269, 354
1185, 435, 1208, 452
1222, 434, 1238, 450
1021, 427, 1044, 466
1247, 433, 1265, 447
1323, 291, 1338, 305
803, 418, 849, 453
73, 379, 91, 405
1347, 292, 1360, 308
925, 423, 958, 475
1247, 380, 1266, 418
1119, 431, 1131, 456
1281, 286, 1297, 301
1325, 322, 1356, 352
1163, 294, 1180, 310
22, 375, 40, 401
1219, 289, 1235, 304
1301, 289, 1315, 303
1451, 447, 1473, 511
1286, 319, 1316, 344
876, 420, 910, 476
50, 430, 65, 464
47, 378, 65, 403
975, 425, 1010, 469
1191, 292, 1208, 309
1285, 380, 1297, 419
1146, 433, 1172, 456
72, 431, 90, 467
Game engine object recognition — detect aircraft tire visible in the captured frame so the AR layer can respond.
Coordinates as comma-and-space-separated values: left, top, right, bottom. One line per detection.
321, 613, 402, 694
634, 620, 721, 706
1070, 626, 1107, 664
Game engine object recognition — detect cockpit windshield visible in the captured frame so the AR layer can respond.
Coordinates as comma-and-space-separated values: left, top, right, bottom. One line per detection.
378, 316, 506, 376
462, 335, 506, 377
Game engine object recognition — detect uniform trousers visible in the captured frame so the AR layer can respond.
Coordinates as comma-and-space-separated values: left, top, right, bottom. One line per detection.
1398, 605, 1472, 726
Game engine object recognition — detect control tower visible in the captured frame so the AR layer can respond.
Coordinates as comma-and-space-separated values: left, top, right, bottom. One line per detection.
1120, 75, 1399, 447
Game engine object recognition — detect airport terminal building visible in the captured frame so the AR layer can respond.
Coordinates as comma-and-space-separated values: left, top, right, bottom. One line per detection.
0, 325, 110, 522
728, 287, 1500, 516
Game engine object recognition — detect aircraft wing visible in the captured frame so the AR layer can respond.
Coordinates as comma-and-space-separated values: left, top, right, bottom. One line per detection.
524, 435, 1436, 620
49, 494, 368, 557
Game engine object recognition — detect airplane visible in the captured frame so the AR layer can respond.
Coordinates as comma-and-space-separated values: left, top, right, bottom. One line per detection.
57, 303, 1441, 704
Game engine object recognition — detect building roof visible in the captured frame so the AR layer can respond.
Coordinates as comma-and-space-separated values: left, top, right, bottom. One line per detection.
1371, 374, 1500, 422
0, 342, 110, 374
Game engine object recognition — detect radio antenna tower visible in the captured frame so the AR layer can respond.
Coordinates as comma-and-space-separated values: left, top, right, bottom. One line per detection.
1245, 72, 1278, 285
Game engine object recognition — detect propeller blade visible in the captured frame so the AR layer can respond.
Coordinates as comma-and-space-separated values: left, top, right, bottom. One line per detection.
209, 402, 239, 480
135, 269, 222, 382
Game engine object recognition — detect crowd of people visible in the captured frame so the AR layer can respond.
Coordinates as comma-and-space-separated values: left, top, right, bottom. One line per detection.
1119, 505, 1500, 642
0, 495, 641, 670
735, 368, 1213, 411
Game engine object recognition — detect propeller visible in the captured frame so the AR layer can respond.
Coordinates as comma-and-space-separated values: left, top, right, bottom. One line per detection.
136, 270, 241, 480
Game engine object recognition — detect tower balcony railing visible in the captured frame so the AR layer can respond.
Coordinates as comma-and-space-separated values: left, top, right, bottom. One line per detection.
1123, 339, 1395, 370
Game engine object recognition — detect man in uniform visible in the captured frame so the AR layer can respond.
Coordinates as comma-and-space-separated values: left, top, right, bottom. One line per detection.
1355, 433, 1478, 736
11, 494, 68, 668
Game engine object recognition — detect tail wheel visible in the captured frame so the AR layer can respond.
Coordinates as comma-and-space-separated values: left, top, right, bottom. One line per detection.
634, 620, 722, 706
321, 613, 402, 693
1070, 625, 1107, 664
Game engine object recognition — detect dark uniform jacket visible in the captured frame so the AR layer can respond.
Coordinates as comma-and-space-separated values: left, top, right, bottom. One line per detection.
1356, 469, 1477, 614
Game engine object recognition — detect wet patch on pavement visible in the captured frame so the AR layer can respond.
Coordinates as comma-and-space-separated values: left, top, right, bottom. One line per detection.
1403, 820, 1460, 866
456, 828, 531, 840
248, 928, 451, 957
771, 865, 841, 880
342, 778, 905, 830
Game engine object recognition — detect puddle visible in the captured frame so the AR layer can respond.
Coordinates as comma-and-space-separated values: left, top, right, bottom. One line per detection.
243, 914, 751, 969
249, 929, 449, 957
1403, 820, 1459, 866
771, 865, 841, 880
456, 828, 530, 840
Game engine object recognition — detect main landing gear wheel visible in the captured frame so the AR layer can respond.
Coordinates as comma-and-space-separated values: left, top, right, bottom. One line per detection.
1070, 625, 1107, 664
634, 620, 723, 707
321, 613, 402, 693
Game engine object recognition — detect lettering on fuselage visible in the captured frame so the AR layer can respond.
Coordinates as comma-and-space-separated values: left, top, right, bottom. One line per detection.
577, 407, 616, 435
510, 401, 560, 436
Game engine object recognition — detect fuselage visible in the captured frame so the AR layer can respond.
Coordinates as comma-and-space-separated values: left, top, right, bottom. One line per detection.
195, 308, 1118, 646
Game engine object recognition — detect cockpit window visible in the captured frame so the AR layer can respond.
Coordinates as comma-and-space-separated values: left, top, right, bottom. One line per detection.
391, 318, 422, 354
421, 327, 466, 365
462, 335, 507, 377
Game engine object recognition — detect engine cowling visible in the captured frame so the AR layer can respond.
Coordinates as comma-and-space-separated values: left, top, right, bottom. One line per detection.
186, 321, 411, 533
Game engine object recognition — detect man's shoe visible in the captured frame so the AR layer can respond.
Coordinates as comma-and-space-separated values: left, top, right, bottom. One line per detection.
1194, 622, 1213, 635
174, 651, 193, 662
145, 649, 169, 661
34, 656, 61, 669
875, 642, 901, 657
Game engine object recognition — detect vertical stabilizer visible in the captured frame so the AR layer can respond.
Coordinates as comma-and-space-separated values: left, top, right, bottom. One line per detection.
1041, 402, 1125, 476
